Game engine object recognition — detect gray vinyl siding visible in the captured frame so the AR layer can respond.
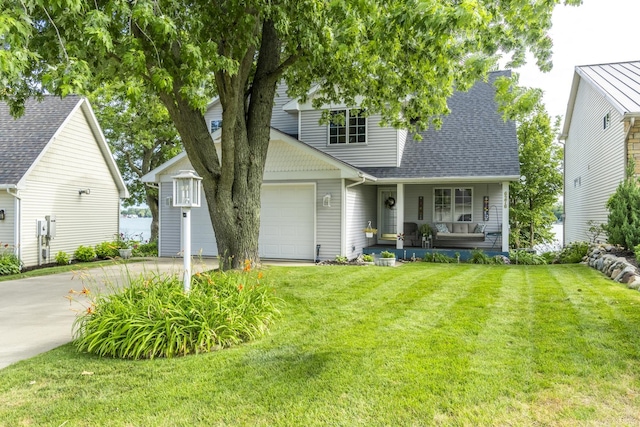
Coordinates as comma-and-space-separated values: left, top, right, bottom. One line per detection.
404, 183, 504, 250
346, 184, 377, 259
316, 179, 342, 261
397, 129, 408, 166
159, 182, 182, 257
18, 108, 121, 266
299, 109, 398, 167
204, 83, 298, 136
564, 81, 626, 244
204, 103, 223, 133
0, 193, 15, 248
190, 195, 217, 256
271, 84, 298, 135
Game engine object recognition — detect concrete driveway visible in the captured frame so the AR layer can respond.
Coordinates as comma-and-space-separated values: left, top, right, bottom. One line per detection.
0, 257, 218, 370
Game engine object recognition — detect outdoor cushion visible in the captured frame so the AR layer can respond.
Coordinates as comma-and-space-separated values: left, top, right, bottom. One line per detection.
473, 223, 486, 233
435, 223, 449, 233
452, 223, 468, 233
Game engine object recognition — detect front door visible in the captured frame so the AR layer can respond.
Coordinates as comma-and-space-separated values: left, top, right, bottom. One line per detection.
378, 188, 397, 243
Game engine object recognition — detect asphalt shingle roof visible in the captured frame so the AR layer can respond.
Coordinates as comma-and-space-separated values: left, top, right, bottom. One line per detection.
0, 96, 81, 185
361, 71, 519, 180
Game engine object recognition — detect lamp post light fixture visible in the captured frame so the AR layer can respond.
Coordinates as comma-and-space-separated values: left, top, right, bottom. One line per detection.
172, 170, 203, 292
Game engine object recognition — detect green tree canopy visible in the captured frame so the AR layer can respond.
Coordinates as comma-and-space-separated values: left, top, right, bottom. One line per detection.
90, 86, 182, 242
508, 96, 563, 249
1, 0, 581, 269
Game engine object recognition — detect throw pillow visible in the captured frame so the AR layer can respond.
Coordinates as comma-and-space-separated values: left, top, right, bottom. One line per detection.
473, 224, 486, 233
435, 223, 449, 233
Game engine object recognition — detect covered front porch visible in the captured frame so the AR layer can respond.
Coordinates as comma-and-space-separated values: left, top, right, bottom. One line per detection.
348, 181, 511, 261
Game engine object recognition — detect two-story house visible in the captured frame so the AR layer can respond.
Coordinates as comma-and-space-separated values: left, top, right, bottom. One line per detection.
562, 60, 640, 245
142, 71, 518, 261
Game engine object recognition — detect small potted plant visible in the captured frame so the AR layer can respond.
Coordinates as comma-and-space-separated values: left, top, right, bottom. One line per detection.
420, 223, 433, 248
377, 250, 396, 267
363, 221, 377, 238
115, 233, 132, 259
362, 254, 374, 265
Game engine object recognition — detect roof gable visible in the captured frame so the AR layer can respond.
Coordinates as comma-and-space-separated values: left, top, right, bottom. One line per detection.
142, 128, 373, 183
0, 96, 81, 186
562, 60, 640, 138
0, 96, 129, 197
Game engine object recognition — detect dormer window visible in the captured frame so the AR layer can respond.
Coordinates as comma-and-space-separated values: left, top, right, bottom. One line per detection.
329, 109, 366, 145
211, 120, 222, 133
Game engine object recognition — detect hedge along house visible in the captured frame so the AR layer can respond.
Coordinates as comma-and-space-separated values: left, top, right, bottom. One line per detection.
143, 71, 518, 262
0, 96, 129, 267
561, 61, 640, 245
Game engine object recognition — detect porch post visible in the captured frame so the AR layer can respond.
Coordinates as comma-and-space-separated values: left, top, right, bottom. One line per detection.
396, 183, 404, 249
501, 181, 509, 252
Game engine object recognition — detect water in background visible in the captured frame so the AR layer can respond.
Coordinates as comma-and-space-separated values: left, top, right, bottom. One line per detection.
533, 223, 564, 254
120, 217, 152, 242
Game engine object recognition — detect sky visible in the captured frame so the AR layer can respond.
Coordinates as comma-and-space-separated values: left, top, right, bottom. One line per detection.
509, 0, 640, 121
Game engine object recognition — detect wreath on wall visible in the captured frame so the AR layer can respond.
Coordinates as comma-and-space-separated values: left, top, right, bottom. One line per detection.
384, 197, 396, 209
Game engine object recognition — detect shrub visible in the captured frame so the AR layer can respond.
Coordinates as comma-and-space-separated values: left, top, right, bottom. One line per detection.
0, 253, 21, 276
74, 245, 97, 262
509, 250, 547, 265
381, 250, 395, 259
362, 254, 374, 262
468, 249, 493, 264
132, 241, 158, 257
424, 252, 455, 263
72, 267, 281, 359
604, 160, 640, 249
335, 255, 348, 264
95, 241, 119, 259
556, 241, 589, 264
55, 251, 70, 266
540, 251, 557, 264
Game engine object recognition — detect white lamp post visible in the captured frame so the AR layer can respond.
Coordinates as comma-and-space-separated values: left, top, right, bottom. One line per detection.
172, 170, 202, 292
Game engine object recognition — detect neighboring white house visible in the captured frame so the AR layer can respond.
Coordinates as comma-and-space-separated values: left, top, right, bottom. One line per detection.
0, 96, 129, 267
561, 60, 640, 244
143, 71, 519, 261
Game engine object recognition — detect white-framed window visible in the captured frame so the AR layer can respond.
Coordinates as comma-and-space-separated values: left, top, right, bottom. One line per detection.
603, 113, 610, 130
328, 109, 366, 144
433, 187, 473, 222
211, 120, 223, 133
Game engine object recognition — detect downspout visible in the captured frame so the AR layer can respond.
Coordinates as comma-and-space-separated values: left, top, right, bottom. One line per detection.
346, 175, 366, 189
6, 188, 21, 260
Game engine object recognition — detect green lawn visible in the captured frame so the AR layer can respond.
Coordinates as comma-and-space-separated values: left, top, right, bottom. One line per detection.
1, 263, 640, 426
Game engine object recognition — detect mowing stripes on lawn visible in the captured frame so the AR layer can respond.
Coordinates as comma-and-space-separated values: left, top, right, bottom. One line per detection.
1, 264, 640, 426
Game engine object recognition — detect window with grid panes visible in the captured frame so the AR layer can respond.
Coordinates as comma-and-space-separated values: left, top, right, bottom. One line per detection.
329, 109, 366, 144
434, 188, 473, 222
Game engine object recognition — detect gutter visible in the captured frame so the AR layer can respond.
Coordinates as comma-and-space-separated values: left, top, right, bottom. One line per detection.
346, 174, 367, 189
370, 175, 520, 184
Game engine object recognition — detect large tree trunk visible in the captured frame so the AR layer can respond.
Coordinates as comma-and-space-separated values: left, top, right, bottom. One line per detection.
146, 189, 159, 243
157, 19, 282, 270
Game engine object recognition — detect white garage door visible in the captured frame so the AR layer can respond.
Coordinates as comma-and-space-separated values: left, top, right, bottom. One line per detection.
259, 184, 315, 260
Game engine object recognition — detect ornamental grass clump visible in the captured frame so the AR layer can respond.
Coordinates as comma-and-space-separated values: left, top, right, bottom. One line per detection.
71, 266, 281, 360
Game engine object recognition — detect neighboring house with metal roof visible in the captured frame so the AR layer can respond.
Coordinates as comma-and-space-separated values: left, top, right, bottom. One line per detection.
561, 60, 640, 245
143, 71, 518, 261
0, 96, 129, 267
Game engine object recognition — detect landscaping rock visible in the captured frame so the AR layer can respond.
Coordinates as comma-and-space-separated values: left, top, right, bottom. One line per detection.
586, 244, 640, 290
628, 277, 640, 290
